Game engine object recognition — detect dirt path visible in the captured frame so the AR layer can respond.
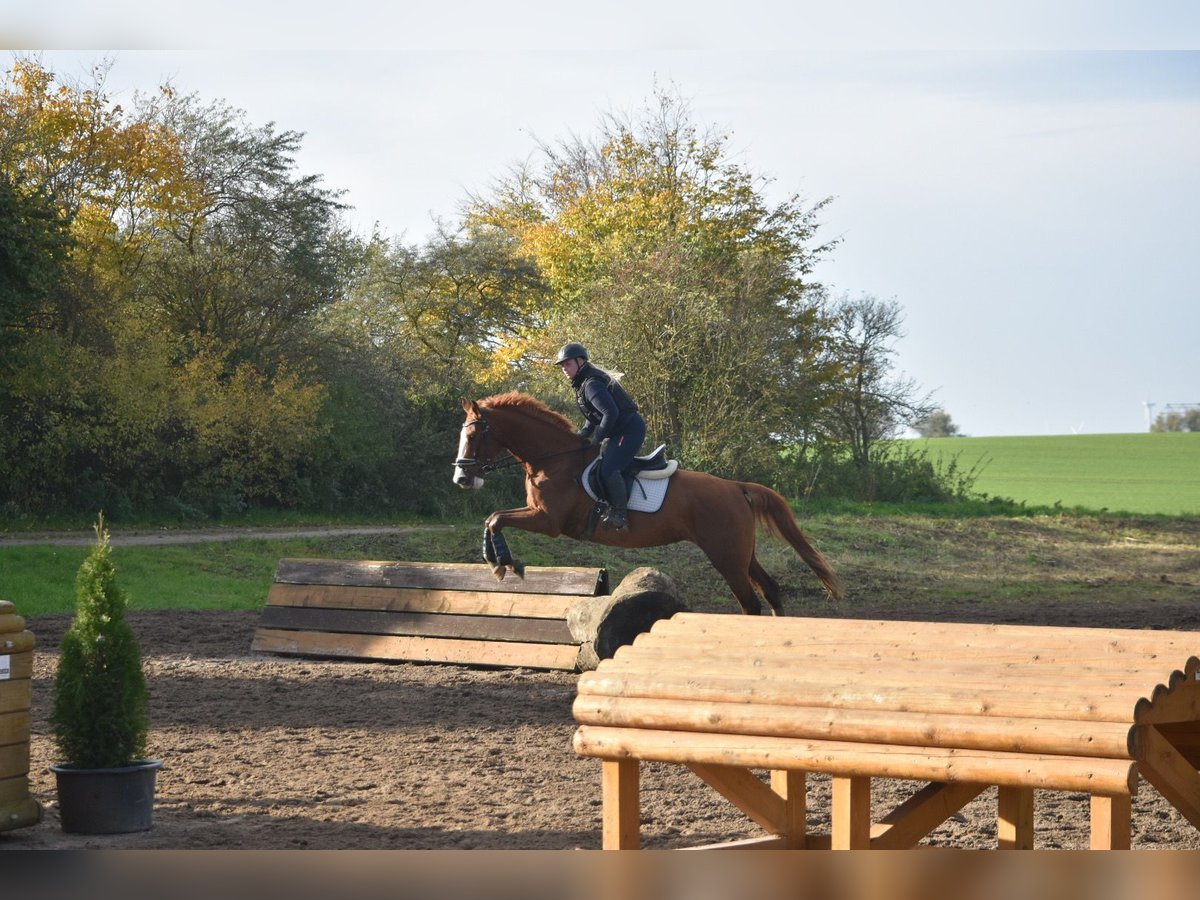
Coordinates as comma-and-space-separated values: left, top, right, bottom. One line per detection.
5, 604, 1200, 850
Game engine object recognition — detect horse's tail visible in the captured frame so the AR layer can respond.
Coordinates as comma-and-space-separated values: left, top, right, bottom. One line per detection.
742, 483, 845, 602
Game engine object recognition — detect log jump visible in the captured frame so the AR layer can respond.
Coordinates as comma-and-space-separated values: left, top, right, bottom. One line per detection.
0, 600, 41, 833
572, 613, 1200, 850
252, 560, 685, 672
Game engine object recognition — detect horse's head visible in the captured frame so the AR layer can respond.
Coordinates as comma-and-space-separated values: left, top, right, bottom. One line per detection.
452, 399, 499, 489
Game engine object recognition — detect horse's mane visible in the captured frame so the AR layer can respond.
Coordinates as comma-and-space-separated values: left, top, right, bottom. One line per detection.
481, 391, 574, 433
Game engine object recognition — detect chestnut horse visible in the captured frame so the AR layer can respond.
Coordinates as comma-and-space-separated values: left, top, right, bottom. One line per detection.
452, 391, 842, 615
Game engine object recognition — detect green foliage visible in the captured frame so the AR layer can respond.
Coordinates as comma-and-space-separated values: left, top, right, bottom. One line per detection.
50, 517, 149, 768
782, 440, 983, 505
467, 88, 841, 478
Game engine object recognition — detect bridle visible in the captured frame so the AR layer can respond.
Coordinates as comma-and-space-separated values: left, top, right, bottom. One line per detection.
454, 409, 589, 477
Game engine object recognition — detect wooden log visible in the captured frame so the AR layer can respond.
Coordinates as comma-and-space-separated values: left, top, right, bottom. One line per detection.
0, 711, 32, 746
0, 795, 41, 832
614, 636, 1198, 679
257, 606, 574, 644
662, 613, 1200, 656
0, 652, 32, 681
0, 743, 29, 780
1135, 679, 1200, 724
577, 669, 1148, 723
572, 694, 1137, 759
595, 652, 1184, 697
572, 726, 1139, 795
627, 628, 1199, 670
0, 681, 31, 715
0, 631, 34, 653
0, 615, 25, 637
274, 559, 607, 595
567, 568, 687, 671
266, 582, 578, 619
0, 773, 32, 803
251, 628, 581, 671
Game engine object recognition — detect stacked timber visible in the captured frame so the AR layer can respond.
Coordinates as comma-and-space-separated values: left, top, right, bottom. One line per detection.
572, 613, 1200, 849
0, 600, 41, 832
252, 560, 685, 672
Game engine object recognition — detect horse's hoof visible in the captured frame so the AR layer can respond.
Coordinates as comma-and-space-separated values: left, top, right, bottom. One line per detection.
490, 565, 506, 581
511, 559, 525, 579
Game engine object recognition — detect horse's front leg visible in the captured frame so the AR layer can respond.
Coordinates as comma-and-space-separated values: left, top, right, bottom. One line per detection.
483, 507, 560, 581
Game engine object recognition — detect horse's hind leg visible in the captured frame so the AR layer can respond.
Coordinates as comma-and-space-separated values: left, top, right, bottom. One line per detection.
749, 554, 785, 617
700, 545, 764, 615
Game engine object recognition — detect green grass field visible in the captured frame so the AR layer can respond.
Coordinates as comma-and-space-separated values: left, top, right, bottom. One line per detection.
916, 432, 1200, 515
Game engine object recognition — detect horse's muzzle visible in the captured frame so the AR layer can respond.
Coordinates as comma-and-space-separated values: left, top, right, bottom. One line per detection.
452, 466, 485, 489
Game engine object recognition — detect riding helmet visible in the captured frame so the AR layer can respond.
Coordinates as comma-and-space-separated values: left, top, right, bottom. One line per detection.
554, 342, 589, 365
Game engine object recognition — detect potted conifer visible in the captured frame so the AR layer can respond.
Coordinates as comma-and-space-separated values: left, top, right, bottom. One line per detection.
49, 515, 162, 834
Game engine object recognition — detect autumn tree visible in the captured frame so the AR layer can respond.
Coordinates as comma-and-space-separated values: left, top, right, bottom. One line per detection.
467, 88, 840, 477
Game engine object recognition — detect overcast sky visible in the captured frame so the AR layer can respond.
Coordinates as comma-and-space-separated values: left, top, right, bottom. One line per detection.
16, 4, 1200, 436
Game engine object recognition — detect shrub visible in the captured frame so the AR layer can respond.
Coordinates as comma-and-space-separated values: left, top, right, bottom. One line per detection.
51, 516, 149, 768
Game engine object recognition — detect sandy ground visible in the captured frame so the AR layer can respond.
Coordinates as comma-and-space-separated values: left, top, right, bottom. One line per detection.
5, 603, 1200, 851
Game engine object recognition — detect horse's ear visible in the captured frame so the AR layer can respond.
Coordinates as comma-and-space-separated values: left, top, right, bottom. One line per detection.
461, 397, 480, 415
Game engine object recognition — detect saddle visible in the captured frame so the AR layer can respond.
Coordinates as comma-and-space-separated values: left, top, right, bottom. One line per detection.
581, 444, 678, 514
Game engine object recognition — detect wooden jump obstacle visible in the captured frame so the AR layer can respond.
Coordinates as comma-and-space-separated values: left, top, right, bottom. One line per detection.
252, 560, 685, 672
0, 601, 41, 833
572, 613, 1200, 850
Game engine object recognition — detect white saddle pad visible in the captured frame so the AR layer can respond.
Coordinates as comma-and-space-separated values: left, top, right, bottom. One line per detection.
581, 459, 672, 513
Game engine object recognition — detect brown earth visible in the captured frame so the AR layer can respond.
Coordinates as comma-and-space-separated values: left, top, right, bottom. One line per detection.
6, 600, 1200, 851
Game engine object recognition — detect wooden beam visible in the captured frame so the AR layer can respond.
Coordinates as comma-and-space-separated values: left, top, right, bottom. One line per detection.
772, 769, 807, 849
257, 606, 574, 644
685, 763, 784, 834
251, 628, 581, 671
573, 694, 1136, 760
572, 726, 1139, 796
274, 559, 607, 595
602, 759, 640, 850
1090, 794, 1131, 850
997, 786, 1035, 849
872, 781, 987, 850
831, 776, 871, 850
577, 668, 1148, 723
266, 582, 579, 619
1137, 725, 1200, 829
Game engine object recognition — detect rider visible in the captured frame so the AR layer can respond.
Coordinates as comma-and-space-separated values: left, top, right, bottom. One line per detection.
555, 342, 645, 532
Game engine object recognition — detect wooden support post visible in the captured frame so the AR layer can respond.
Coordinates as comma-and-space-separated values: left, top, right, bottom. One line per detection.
602, 759, 640, 849
772, 770, 807, 849
1138, 725, 1200, 830
997, 786, 1034, 849
1090, 795, 1131, 850
831, 775, 871, 850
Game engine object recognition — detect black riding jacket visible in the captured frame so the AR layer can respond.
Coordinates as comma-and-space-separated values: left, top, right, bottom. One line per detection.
571, 363, 639, 442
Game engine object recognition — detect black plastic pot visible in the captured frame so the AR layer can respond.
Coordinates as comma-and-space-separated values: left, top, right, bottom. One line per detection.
50, 759, 163, 834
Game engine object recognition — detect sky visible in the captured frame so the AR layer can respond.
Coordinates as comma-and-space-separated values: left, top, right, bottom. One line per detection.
13, 3, 1200, 437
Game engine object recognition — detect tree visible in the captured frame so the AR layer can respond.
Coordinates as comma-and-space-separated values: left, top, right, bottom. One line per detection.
467, 87, 840, 477
133, 90, 361, 368
819, 292, 937, 469
0, 175, 70, 348
913, 409, 960, 438
1152, 408, 1200, 432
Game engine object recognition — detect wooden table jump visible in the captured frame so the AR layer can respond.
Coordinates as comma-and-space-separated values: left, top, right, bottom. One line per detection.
572, 613, 1200, 850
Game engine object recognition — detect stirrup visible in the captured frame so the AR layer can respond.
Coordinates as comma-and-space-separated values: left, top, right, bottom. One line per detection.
602, 508, 629, 532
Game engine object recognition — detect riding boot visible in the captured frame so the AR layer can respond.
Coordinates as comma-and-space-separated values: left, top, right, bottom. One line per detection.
602, 470, 630, 532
